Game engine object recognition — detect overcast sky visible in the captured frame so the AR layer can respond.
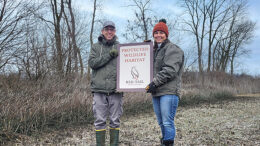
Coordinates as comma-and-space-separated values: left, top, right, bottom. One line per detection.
77, 0, 260, 75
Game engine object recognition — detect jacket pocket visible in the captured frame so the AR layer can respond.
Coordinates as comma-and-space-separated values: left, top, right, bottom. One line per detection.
155, 56, 163, 72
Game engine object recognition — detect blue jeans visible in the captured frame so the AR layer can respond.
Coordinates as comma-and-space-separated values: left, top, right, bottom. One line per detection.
152, 95, 179, 141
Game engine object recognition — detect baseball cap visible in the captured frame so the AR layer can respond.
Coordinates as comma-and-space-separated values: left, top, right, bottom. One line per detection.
103, 21, 115, 29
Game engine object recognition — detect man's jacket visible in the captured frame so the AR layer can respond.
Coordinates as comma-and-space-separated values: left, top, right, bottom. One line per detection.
88, 35, 119, 93
152, 39, 184, 97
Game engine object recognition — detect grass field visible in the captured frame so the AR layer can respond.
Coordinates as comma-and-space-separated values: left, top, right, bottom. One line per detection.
1, 71, 259, 145
10, 94, 260, 146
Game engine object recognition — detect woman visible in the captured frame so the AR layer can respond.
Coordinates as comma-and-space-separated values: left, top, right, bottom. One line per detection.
145, 19, 184, 146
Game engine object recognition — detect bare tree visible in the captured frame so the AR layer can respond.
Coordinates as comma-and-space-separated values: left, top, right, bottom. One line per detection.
63, 0, 83, 76
181, 0, 255, 76
90, 0, 98, 48
0, 0, 91, 79
50, 0, 64, 77
0, 0, 32, 70
31, 0, 65, 77
123, 0, 154, 41
181, 0, 208, 75
206, 0, 231, 72
13, 15, 52, 80
29, 0, 90, 78
87, 0, 98, 81
229, 21, 255, 75
213, 1, 255, 74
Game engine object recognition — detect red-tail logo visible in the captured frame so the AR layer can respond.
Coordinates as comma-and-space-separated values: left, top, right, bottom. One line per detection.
131, 66, 139, 80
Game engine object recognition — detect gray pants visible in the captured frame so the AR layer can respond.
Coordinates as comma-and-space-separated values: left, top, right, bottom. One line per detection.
93, 93, 123, 130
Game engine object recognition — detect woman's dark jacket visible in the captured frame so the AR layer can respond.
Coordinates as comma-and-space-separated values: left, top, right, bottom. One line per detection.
152, 39, 184, 97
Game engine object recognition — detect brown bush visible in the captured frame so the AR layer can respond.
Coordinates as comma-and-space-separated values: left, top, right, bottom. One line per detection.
182, 71, 260, 94
0, 75, 92, 142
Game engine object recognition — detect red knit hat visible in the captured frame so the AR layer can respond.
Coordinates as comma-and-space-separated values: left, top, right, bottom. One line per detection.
153, 19, 169, 37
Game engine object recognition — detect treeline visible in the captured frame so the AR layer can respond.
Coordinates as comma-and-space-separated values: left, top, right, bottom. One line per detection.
0, 0, 256, 80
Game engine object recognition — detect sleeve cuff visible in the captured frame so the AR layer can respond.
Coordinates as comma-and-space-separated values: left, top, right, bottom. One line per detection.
153, 78, 160, 87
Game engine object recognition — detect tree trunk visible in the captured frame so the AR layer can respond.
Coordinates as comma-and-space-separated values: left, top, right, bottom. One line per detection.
67, 0, 78, 74
87, 0, 97, 81
51, 0, 64, 77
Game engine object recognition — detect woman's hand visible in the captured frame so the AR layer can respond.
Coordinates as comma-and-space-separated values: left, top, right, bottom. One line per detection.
145, 82, 156, 93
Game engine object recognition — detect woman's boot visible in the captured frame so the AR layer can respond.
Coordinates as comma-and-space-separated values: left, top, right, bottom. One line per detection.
160, 137, 165, 146
163, 140, 174, 146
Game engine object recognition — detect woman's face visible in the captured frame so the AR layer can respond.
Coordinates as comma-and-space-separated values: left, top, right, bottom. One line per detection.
154, 31, 167, 43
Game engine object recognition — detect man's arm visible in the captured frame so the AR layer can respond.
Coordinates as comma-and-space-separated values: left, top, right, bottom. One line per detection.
88, 45, 113, 70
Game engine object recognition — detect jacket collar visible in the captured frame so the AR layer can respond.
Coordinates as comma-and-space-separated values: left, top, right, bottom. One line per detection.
154, 39, 170, 50
98, 35, 118, 46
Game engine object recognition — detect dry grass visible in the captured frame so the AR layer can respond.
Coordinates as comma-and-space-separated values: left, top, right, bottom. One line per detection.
0, 72, 259, 145
0, 76, 93, 144
182, 71, 260, 94
237, 93, 260, 97
8, 94, 260, 145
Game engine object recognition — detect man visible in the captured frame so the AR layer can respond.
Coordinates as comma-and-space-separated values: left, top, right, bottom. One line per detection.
88, 20, 122, 146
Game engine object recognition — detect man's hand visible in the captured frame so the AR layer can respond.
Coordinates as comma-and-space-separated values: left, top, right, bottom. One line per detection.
110, 48, 118, 57
145, 82, 156, 93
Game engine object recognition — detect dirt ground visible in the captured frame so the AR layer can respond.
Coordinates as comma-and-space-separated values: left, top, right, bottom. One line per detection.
13, 95, 260, 146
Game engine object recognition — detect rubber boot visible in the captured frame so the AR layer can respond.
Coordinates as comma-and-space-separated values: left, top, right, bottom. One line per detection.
163, 140, 174, 146
110, 128, 119, 146
96, 130, 106, 146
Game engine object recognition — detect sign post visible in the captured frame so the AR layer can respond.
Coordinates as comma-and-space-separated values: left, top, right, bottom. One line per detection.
116, 42, 153, 92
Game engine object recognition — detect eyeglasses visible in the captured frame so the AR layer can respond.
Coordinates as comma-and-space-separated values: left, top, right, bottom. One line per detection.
103, 27, 115, 32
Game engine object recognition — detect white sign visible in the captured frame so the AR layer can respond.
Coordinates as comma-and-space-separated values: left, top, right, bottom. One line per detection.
116, 42, 153, 92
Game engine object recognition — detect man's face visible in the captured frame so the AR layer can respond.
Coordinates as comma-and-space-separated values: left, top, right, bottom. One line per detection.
102, 26, 116, 40
153, 31, 167, 43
